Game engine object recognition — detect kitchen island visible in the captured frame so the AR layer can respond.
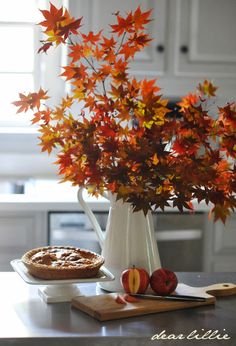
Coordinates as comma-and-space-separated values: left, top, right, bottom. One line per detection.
1, 272, 236, 346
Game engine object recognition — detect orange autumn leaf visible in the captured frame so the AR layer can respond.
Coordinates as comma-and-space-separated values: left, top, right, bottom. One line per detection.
141, 79, 161, 98
39, 2, 65, 31
99, 64, 112, 77
152, 153, 159, 165
81, 30, 102, 44
129, 32, 152, 48
178, 93, 199, 111
31, 108, 51, 124
57, 15, 82, 39
60, 64, 87, 81
198, 80, 218, 97
110, 11, 134, 36
218, 103, 236, 128
13, 88, 48, 113
209, 204, 231, 224
133, 6, 152, 31
39, 3, 82, 47
68, 44, 84, 62
101, 36, 116, 50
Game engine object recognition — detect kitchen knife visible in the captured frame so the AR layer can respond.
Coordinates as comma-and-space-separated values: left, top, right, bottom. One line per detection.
130, 293, 206, 302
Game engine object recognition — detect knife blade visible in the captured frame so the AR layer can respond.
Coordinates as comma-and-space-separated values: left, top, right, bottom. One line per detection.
130, 293, 206, 302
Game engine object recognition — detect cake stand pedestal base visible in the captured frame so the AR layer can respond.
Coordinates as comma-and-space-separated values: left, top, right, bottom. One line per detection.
11, 259, 115, 304
38, 284, 82, 303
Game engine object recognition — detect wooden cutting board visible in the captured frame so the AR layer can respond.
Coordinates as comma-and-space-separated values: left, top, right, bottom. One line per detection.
71, 282, 236, 321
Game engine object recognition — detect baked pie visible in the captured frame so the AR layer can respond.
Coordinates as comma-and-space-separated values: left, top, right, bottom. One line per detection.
22, 246, 105, 280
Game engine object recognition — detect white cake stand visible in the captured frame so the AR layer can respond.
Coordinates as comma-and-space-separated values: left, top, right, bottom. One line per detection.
11, 259, 115, 303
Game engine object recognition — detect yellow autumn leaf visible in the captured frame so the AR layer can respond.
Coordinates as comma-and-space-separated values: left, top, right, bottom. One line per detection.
152, 153, 159, 165
83, 45, 92, 57
136, 101, 145, 116
156, 186, 162, 194
118, 185, 130, 196
44, 30, 62, 45
73, 89, 85, 100
87, 185, 96, 194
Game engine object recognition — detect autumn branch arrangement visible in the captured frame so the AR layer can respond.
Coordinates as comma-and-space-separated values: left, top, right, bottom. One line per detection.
13, 3, 236, 222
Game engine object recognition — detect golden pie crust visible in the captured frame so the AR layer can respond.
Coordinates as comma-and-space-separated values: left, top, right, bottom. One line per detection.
22, 246, 105, 280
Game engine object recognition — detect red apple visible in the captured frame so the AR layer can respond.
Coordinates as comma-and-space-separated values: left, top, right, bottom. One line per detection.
150, 268, 178, 295
121, 266, 150, 294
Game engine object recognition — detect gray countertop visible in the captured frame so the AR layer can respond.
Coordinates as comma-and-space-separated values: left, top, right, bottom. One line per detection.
1, 272, 236, 345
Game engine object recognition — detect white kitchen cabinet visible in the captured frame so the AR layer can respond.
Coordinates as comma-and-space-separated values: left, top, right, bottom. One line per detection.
165, 0, 236, 98
0, 211, 47, 271
204, 213, 236, 272
212, 257, 236, 272
68, 0, 236, 99
214, 215, 236, 255
175, 0, 236, 77
69, 0, 168, 75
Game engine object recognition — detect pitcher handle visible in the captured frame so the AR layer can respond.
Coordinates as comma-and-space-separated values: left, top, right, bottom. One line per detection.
77, 187, 108, 248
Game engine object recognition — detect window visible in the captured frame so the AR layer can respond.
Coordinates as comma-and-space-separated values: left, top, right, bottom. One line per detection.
0, 0, 40, 126
0, 0, 65, 177
0, 0, 64, 127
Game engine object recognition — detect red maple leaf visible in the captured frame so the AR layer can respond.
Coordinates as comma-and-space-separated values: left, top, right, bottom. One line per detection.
141, 79, 161, 98
39, 2, 65, 31
58, 16, 82, 39
12, 88, 48, 113
38, 41, 53, 54
31, 108, 51, 124
68, 44, 84, 63
133, 6, 152, 31
198, 80, 218, 97
93, 46, 104, 60
98, 125, 116, 138
110, 11, 134, 36
129, 33, 152, 47
178, 93, 199, 111
60, 64, 87, 81
118, 41, 140, 59
81, 30, 102, 44
209, 204, 231, 224
101, 36, 116, 50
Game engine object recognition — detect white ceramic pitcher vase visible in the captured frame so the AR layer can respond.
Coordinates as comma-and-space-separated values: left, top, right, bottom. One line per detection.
78, 187, 161, 291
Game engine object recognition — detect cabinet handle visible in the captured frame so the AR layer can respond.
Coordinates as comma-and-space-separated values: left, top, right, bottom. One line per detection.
156, 44, 165, 53
180, 45, 189, 54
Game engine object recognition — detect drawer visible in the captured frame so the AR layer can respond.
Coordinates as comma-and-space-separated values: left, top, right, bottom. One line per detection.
0, 216, 35, 247
212, 256, 236, 272
214, 214, 236, 255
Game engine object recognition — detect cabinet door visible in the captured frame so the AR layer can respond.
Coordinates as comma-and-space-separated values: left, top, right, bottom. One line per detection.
211, 214, 236, 272
212, 257, 236, 272
0, 212, 47, 271
214, 214, 236, 255
69, 0, 167, 75
175, 0, 236, 78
